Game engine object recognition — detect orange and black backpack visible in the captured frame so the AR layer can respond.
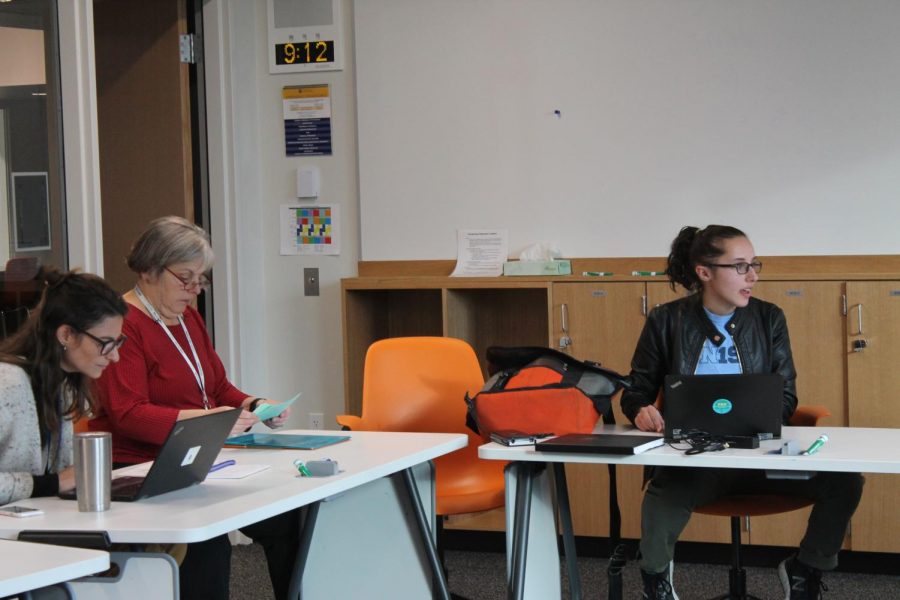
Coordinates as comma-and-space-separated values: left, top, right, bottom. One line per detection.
464, 345, 629, 440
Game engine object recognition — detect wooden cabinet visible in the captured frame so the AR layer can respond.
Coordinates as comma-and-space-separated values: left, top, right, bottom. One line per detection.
845, 281, 900, 552
552, 282, 646, 539
342, 256, 900, 552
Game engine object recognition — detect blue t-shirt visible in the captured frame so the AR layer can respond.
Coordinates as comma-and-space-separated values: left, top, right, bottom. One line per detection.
695, 308, 742, 375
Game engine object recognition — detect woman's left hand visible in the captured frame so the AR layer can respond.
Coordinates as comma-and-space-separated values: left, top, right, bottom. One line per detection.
265, 407, 291, 429
58, 466, 76, 494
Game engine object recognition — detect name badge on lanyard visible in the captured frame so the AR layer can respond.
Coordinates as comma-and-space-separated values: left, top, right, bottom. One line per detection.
134, 285, 209, 409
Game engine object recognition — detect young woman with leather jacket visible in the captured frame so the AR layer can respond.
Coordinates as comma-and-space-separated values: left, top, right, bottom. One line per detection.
624, 225, 863, 600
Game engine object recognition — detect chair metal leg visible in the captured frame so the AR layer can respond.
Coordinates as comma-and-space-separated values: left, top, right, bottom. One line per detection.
707, 516, 764, 600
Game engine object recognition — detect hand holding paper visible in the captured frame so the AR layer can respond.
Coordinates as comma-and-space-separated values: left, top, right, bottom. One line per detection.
253, 392, 301, 422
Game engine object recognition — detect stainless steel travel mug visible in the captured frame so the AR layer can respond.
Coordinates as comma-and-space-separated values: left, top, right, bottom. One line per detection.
74, 431, 112, 512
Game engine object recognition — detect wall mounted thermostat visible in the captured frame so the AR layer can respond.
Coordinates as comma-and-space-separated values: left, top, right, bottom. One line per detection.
267, 0, 343, 73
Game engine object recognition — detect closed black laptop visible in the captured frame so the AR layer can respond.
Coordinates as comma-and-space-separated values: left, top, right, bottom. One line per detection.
536, 433, 664, 455
663, 374, 783, 441
61, 408, 240, 502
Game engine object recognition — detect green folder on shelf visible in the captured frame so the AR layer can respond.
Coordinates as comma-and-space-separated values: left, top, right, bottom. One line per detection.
224, 433, 350, 450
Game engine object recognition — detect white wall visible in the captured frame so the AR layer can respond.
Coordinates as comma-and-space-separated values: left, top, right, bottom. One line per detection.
204, 0, 900, 423
204, 0, 359, 428
356, 0, 900, 260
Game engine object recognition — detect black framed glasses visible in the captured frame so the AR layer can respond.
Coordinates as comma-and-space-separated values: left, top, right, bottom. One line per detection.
164, 266, 212, 292
704, 261, 763, 275
77, 329, 127, 356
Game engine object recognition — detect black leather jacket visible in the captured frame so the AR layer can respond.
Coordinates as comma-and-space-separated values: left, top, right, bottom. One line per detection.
621, 294, 798, 425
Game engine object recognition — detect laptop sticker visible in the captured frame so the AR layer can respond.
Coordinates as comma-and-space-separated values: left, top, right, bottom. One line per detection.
712, 399, 733, 414
181, 446, 202, 466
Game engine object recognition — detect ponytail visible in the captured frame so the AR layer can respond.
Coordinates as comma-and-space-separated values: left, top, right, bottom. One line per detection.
665, 225, 746, 292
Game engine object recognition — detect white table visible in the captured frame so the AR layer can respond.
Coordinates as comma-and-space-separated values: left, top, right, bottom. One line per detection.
0, 430, 466, 599
0, 538, 108, 597
479, 425, 900, 600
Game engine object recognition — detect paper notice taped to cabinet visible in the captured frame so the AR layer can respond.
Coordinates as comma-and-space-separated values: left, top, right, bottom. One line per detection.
450, 229, 508, 277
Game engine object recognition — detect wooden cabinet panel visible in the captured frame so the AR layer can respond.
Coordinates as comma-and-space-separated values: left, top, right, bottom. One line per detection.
552, 282, 646, 538
446, 288, 550, 375
752, 282, 847, 426
846, 281, 900, 552
342, 289, 443, 415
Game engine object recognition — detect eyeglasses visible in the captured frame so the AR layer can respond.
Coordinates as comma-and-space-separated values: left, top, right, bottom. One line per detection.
164, 266, 212, 292
704, 261, 763, 275
77, 329, 128, 356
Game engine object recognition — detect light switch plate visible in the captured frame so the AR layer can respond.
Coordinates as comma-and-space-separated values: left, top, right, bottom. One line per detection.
304, 267, 319, 296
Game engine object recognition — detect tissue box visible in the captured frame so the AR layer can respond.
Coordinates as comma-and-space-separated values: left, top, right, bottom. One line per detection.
503, 260, 572, 276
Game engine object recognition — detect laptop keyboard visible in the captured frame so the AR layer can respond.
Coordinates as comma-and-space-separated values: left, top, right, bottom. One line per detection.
110, 475, 145, 499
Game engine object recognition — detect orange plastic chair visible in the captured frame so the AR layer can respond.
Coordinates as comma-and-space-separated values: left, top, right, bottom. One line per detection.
336, 336, 506, 518
694, 405, 831, 600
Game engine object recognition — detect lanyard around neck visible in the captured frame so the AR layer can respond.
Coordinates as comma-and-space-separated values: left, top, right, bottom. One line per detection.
134, 285, 209, 409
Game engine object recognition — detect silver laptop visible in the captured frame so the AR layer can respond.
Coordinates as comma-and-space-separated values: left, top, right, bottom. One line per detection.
663, 374, 783, 441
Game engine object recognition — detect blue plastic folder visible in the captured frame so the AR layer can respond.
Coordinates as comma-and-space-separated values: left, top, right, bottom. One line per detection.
224, 433, 350, 450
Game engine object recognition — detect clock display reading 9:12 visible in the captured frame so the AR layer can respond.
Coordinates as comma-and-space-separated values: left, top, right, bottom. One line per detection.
275, 41, 335, 66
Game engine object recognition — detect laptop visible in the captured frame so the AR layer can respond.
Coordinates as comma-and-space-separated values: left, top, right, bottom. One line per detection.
663, 374, 783, 441
61, 408, 240, 502
536, 433, 664, 455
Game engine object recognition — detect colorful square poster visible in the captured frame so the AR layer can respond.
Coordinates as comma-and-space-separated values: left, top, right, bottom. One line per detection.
280, 204, 340, 255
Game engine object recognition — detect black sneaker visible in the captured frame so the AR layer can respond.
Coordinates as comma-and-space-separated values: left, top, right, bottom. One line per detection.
778, 555, 828, 599
641, 563, 678, 600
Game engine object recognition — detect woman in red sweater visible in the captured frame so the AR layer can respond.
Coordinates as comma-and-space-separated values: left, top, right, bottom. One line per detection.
92, 216, 297, 600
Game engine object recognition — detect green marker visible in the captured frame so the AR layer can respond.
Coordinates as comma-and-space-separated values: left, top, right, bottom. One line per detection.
801, 434, 828, 456
632, 271, 664, 276
582, 271, 613, 276
293, 460, 313, 477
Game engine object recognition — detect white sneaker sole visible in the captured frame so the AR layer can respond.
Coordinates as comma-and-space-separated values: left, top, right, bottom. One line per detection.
777, 558, 791, 600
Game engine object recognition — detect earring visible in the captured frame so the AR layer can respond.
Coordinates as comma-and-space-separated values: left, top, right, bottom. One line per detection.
61, 344, 67, 352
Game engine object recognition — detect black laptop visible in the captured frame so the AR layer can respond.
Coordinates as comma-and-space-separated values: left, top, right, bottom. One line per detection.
62, 408, 240, 502
663, 374, 783, 441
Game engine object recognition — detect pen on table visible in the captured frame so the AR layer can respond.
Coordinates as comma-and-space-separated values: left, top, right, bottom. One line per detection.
801, 434, 828, 456
631, 271, 664, 276
293, 459, 312, 477
582, 271, 613, 277
209, 459, 236, 473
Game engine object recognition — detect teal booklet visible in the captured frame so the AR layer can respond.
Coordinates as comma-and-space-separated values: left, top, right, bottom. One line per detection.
225, 433, 350, 450
252, 392, 301, 421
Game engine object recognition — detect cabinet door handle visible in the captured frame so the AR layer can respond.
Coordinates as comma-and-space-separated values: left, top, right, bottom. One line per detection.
559, 303, 572, 349
853, 303, 864, 336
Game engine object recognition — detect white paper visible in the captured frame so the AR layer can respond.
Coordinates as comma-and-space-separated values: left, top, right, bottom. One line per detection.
450, 229, 508, 277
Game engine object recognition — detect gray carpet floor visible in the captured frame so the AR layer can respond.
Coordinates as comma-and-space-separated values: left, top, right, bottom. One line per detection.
230, 543, 899, 599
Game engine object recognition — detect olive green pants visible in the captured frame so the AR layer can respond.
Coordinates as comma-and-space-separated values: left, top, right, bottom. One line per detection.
639, 467, 864, 573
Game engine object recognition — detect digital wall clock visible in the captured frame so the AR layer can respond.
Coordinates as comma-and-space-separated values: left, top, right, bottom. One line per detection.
268, 0, 343, 73
274, 40, 335, 66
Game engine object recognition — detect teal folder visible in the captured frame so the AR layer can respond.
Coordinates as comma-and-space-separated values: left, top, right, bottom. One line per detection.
225, 433, 350, 450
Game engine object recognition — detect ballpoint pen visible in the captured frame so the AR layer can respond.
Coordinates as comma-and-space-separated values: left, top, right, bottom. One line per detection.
209, 459, 236, 473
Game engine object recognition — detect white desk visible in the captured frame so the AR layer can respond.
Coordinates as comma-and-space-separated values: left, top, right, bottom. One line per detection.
0, 430, 466, 599
0, 538, 108, 597
479, 425, 900, 600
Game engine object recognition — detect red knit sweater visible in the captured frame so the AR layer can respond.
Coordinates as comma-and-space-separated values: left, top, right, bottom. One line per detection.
91, 305, 248, 464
